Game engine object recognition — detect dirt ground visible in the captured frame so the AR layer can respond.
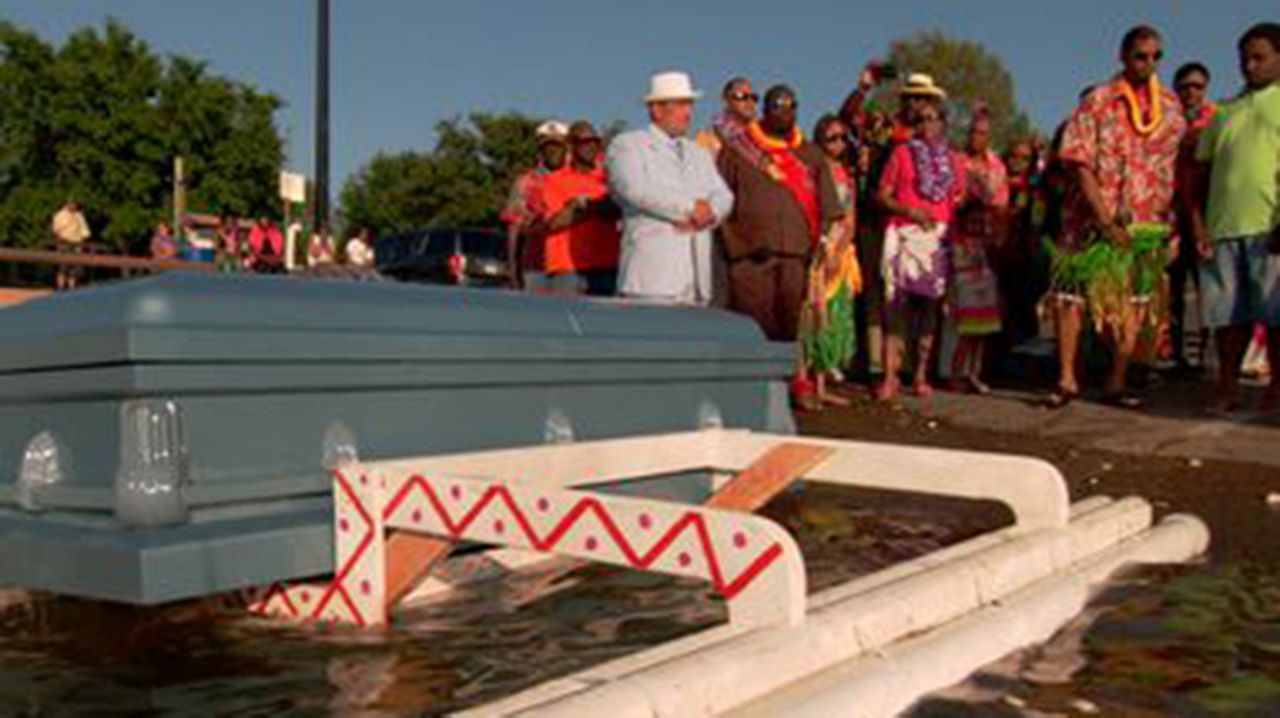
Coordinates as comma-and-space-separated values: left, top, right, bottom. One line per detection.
797, 384, 1280, 564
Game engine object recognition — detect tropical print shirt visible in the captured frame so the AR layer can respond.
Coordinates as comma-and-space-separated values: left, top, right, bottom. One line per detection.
1058, 76, 1186, 248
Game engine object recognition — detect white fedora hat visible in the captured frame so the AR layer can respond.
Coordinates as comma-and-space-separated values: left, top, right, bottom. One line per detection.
644, 71, 703, 103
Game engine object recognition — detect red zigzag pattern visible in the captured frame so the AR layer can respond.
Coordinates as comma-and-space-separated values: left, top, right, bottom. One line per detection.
383, 474, 784, 600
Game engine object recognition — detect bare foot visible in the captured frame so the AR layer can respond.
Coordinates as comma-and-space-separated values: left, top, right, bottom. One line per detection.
912, 381, 934, 399
875, 380, 901, 403
821, 391, 851, 407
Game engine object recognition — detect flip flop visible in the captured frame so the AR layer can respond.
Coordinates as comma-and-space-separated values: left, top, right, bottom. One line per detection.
967, 376, 992, 396
1044, 389, 1078, 410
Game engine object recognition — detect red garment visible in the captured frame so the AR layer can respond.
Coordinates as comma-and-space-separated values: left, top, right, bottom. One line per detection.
889, 121, 914, 145
1058, 76, 1186, 248
879, 144, 967, 227
748, 125, 821, 246
538, 165, 619, 274
248, 224, 284, 263
964, 150, 1010, 208
501, 168, 551, 270
1174, 101, 1217, 216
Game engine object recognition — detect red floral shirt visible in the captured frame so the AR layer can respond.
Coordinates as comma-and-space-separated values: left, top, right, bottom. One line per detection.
1058, 77, 1186, 248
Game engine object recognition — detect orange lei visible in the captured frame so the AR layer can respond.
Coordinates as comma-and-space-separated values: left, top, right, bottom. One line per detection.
746, 122, 803, 150
1119, 75, 1163, 136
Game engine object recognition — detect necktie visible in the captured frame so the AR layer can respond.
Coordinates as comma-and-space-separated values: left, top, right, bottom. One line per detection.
672, 139, 685, 162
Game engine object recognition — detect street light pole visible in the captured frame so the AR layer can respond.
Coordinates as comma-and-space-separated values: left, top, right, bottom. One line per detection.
314, 0, 330, 236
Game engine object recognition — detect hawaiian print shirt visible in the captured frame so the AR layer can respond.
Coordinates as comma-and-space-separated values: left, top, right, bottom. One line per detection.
1058, 76, 1186, 249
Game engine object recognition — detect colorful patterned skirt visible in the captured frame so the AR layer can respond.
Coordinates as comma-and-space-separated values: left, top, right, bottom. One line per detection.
803, 243, 861, 374
951, 239, 1002, 336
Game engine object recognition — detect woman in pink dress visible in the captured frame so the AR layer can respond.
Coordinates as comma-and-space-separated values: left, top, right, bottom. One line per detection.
875, 107, 966, 401
950, 112, 1009, 394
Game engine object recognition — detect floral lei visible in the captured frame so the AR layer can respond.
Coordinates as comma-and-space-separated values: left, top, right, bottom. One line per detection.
1118, 75, 1163, 136
906, 139, 956, 203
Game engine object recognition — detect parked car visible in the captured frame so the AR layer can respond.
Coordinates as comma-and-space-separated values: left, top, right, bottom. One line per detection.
374, 228, 509, 287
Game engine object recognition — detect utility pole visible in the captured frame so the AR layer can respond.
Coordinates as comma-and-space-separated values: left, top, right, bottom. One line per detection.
314, 0, 330, 236
173, 156, 185, 233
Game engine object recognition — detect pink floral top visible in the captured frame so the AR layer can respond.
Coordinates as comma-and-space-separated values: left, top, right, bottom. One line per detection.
879, 143, 967, 227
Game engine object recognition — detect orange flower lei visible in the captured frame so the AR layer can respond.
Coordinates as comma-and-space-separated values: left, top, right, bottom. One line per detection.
1119, 75, 1163, 136
747, 122, 804, 150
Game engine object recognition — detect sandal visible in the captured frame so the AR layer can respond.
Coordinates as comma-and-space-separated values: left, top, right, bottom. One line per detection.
966, 376, 991, 396
1044, 388, 1078, 410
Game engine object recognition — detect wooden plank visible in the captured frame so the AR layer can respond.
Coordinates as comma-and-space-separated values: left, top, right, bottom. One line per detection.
0, 288, 51, 307
0, 247, 214, 273
704, 443, 834, 512
384, 532, 455, 607
382, 440, 832, 611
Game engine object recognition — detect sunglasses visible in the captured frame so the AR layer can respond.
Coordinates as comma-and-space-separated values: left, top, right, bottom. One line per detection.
767, 97, 797, 110
821, 134, 847, 145
1130, 50, 1164, 62
1177, 81, 1206, 91
729, 92, 759, 102
572, 137, 601, 145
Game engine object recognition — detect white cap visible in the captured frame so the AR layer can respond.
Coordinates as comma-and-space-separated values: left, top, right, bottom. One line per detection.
535, 120, 569, 141
644, 71, 703, 103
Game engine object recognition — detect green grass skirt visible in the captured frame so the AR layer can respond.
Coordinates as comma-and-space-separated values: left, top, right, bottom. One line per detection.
804, 285, 856, 373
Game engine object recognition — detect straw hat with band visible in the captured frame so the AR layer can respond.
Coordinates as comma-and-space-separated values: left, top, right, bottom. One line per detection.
900, 73, 947, 100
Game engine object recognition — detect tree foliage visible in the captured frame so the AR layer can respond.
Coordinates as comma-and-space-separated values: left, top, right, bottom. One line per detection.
0, 20, 284, 254
876, 31, 1034, 149
341, 112, 567, 238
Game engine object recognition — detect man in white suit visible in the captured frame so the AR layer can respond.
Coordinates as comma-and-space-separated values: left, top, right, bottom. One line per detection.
606, 71, 734, 305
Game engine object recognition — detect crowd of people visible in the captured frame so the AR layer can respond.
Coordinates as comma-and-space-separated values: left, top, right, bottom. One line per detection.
501, 22, 1280, 415
50, 200, 377, 278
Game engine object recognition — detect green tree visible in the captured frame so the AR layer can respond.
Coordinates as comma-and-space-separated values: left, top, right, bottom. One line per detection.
0, 20, 284, 255
876, 31, 1034, 149
340, 111, 563, 238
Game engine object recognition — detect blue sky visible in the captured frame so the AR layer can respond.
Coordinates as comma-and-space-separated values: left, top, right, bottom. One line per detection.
1, 1, 1272, 189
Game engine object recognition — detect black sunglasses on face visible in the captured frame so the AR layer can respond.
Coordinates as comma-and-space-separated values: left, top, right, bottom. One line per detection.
768, 97, 797, 110
1131, 50, 1164, 62
729, 92, 759, 102
1177, 81, 1206, 91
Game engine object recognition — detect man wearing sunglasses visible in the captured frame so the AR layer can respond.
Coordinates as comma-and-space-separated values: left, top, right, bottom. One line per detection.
1168, 62, 1215, 371
717, 85, 841, 345
1188, 22, 1280, 414
538, 121, 622, 296
501, 120, 569, 290
1045, 24, 1185, 410
695, 76, 760, 158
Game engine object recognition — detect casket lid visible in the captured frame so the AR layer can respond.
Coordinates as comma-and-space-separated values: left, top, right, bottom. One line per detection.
0, 273, 784, 373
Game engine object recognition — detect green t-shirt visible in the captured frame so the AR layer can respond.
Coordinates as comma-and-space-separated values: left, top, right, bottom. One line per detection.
1196, 83, 1280, 240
